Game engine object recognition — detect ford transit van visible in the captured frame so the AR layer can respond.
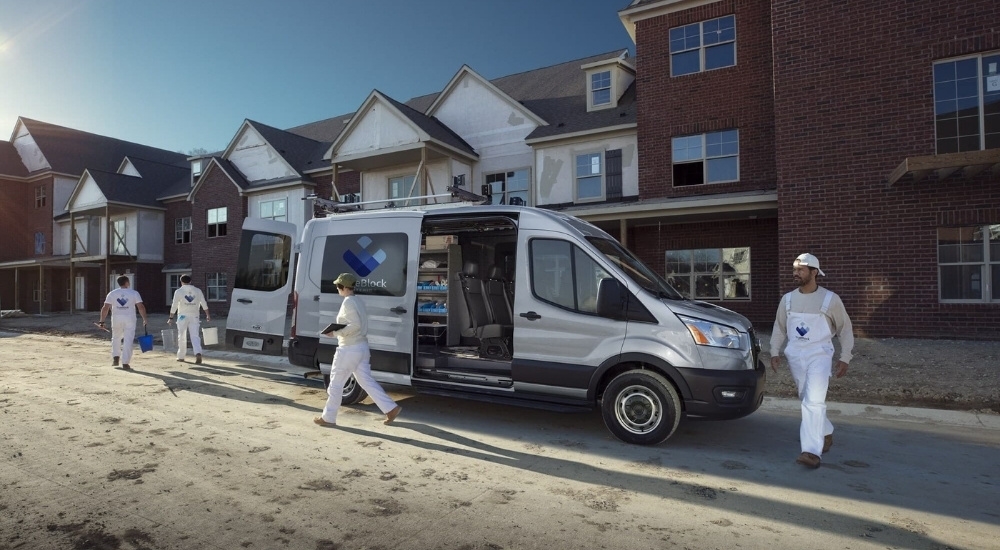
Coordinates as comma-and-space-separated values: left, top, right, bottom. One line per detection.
226, 205, 764, 445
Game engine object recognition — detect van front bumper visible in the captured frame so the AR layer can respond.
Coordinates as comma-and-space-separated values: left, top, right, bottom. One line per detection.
678, 359, 766, 420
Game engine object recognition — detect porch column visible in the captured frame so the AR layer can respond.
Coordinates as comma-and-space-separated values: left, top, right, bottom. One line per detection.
14, 268, 18, 311
331, 164, 339, 200
104, 205, 110, 298
69, 212, 75, 314
619, 218, 628, 248
38, 264, 43, 315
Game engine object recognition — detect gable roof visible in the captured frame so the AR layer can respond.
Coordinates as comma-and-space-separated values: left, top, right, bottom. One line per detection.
17, 118, 187, 176
0, 140, 29, 177
79, 169, 169, 209
286, 113, 354, 143
379, 93, 477, 157
246, 119, 330, 173
187, 156, 252, 200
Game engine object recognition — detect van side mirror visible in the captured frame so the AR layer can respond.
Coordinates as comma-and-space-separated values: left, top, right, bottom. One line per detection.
595, 278, 627, 321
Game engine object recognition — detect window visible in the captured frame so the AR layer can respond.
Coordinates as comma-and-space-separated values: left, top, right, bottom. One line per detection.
166, 274, 182, 304
259, 199, 287, 221
34, 185, 46, 209
191, 159, 202, 177
670, 15, 736, 77
388, 175, 416, 203
530, 238, 612, 313
34, 232, 45, 255
591, 70, 611, 106
666, 247, 751, 300
485, 169, 529, 206
320, 233, 409, 296
207, 207, 227, 238
207, 272, 228, 301
575, 152, 604, 201
933, 52, 1000, 153
672, 130, 739, 186
112, 219, 127, 254
175, 217, 191, 244
235, 231, 293, 292
938, 225, 999, 302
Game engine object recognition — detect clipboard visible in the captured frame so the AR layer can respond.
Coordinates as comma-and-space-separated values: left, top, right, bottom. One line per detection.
321, 322, 347, 334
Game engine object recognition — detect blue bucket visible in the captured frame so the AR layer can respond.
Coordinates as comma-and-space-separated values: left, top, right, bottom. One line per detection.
138, 329, 154, 353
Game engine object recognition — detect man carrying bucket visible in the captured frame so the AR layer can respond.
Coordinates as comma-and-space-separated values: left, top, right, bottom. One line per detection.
167, 274, 211, 364
97, 275, 149, 371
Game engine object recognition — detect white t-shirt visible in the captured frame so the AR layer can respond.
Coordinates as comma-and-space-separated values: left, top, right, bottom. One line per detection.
171, 284, 209, 316
104, 288, 143, 321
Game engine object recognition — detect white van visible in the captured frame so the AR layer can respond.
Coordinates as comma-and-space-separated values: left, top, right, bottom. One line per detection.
226, 205, 764, 445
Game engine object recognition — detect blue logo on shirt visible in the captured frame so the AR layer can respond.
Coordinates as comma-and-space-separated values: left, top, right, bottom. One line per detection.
185, 294, 195, 302
796, 324, 809, 337
116, 297, 128, 306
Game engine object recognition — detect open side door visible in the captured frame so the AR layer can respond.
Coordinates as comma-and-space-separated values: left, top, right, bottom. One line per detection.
225, 218, 298, 355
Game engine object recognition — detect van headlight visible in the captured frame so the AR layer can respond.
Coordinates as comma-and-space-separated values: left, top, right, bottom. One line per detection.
678, 315, 748, 350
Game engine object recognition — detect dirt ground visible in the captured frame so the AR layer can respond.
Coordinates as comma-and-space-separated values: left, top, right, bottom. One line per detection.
1, 311, 998, 414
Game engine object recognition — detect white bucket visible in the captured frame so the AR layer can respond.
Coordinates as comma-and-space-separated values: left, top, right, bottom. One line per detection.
201, 326, 219, 346
161, 329, 178, 353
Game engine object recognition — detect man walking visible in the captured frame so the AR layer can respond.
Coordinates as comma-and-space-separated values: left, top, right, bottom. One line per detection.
98, 275, 148, 371
167, 275, 211, 364
770, 253, 854, 469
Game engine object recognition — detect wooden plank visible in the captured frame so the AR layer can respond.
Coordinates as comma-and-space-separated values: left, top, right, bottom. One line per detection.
936, 166, 959, 179
910, 169, 931, 183
963, 164, 993, 178
887, 158, 910, 186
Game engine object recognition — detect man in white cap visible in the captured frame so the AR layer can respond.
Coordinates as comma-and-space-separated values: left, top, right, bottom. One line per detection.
770, 253, 854, 469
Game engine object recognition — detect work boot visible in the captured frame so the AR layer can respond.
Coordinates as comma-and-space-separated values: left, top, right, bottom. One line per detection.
122, 364, 132, 371
823, 434, 833, 453
796, 452, 821, 469
112, 356, 120, 366
176, 358, 185, 362
195, 354, 202, 365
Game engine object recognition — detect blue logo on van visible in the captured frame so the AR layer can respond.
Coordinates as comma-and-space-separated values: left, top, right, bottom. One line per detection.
343, 236, 387, 277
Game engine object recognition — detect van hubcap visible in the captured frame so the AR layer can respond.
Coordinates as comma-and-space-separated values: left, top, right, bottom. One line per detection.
615, 385, 661, 434
342, 376, 357, 397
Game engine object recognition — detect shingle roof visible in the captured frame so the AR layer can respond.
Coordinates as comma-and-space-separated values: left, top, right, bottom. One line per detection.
19, 118, 187, 176
379, 93, 477, 157
246, 120, 331, 173
85, 169, 170, 209
120, 157, 192, 202
286, 114, 353, 143
0, 140, 29, 177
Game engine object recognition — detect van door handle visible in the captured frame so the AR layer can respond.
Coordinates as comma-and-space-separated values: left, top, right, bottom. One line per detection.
237, 298, 252, 304
390, 306, 408, 314
519, 311, 541, 320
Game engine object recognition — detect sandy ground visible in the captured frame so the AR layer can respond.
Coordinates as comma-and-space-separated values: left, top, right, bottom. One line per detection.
1, 313, 999, 549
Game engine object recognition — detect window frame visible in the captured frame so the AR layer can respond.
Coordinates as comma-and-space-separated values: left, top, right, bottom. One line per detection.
590, 70, 612, 108
207, 207, 228, 238
175, 217, 191, 244
166, 274, 182, 305
665, 247, 751, 301
672, 129, 740, 186
484, 168, 530, 206
669, 14, 737, 77
574, 151, 606, 203
388, 174, 416, 204
34, 185, 46, 209
206, 272, 228, 301
111, 219, 127, 254
34, 232, 45, 255
937, 224, 999, 303
932, 51, 1000, 154
529, 237, 612, 315
259, 198, 288, 222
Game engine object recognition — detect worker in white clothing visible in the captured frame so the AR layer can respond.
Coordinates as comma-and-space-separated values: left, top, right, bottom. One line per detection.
770, 253, 854, 469
167, 274, 211, 364
98, 275, 148, 371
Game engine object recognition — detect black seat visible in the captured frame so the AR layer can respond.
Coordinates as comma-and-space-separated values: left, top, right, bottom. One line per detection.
457, 261, 503, 340
486, 265, 513, 325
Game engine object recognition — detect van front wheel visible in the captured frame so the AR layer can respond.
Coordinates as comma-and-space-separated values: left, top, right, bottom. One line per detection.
601, 370, 681, 445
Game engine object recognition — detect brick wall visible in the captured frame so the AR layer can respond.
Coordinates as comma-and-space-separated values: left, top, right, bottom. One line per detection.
190, 165, 246, 316
634, 0, 776, 199
629, 217, 779, 329
772, 0, 1000, 339
0, 177, 52, 261
163, 198, 193, 267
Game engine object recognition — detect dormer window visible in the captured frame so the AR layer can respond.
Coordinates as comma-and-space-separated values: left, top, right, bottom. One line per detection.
591, 71, 612, 107
192, 159, 202, 177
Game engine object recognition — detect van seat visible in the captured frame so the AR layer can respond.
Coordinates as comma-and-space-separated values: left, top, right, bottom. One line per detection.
457, 261, 503, 340
486, 265, 513, 325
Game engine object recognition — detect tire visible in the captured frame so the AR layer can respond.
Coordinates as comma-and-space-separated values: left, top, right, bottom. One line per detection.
601, 369, 682, 445
318, 359, 367, 406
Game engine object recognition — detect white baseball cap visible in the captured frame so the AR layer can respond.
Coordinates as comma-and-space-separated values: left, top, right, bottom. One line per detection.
793, 253, 825, 276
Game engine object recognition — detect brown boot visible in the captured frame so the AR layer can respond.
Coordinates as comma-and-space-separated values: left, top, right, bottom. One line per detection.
112, 356, 119, 366
195, 354, 202, 365
796, 452, 821, 469
823, 434, 833, 453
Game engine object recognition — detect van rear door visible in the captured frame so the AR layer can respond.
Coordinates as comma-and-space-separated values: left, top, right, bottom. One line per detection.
299, 212, 422, 379
225, 218, 298, 355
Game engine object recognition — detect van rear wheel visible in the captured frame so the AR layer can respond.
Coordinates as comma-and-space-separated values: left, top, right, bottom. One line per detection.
601, 370, 681, 445
320, 367, 367, 406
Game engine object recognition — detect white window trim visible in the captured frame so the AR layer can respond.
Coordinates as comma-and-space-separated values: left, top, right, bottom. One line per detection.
483, 167, 532, 206
669, 14, 737, 77
937, 224, 999, 303
206, 272, 228, 302
574, 151, 606, 203
672, 129, 741, 186
932, 51, 1000, 154
588, 69, 614, 111
175, 217, 191, 245
259, 198, 288, 222
207, 207, 228, 239
388, 173, 417, 204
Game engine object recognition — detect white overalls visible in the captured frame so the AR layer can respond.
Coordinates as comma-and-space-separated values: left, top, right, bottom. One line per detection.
784, 290, 836, 456
171, 285, 208, 360
105, 288, 142, 365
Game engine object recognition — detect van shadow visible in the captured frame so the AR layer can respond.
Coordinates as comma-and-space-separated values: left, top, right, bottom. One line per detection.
331, 394, 997, 547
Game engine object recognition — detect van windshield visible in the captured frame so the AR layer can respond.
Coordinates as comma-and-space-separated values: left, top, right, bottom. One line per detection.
588, 237, 683, 300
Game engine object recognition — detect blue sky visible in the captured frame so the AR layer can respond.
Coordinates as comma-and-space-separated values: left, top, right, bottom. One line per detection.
0, 0, 634, 154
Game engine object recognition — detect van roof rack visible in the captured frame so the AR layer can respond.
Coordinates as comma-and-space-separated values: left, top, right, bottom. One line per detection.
306, 185, 489, 216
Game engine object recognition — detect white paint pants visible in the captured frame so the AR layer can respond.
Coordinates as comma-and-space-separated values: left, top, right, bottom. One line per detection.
111, 317, 137, 365
175, 315, 202, 359
788, 353, 834, 456
320, 343, 397, 424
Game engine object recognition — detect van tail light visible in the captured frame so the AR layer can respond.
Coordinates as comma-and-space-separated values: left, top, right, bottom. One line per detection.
290, 290, 298, 339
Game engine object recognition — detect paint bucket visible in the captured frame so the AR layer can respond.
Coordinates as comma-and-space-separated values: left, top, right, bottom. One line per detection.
201, 326, 219, 346
138, 329, 154, 353
161, 329, 177, 353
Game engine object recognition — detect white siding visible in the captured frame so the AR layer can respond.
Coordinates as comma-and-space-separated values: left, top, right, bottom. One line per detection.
338, 101, 421, 157
120, 159, 140, 177
534, 134, 638, 205
228, 127, 296, 182
432, 74, 538, 153
360, 160, 452, 207
53, 175, 77, 214
248, 188, 309, 227
138, 210, 163, 261
53, 221, 71, 256
70, 175, 107, 210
